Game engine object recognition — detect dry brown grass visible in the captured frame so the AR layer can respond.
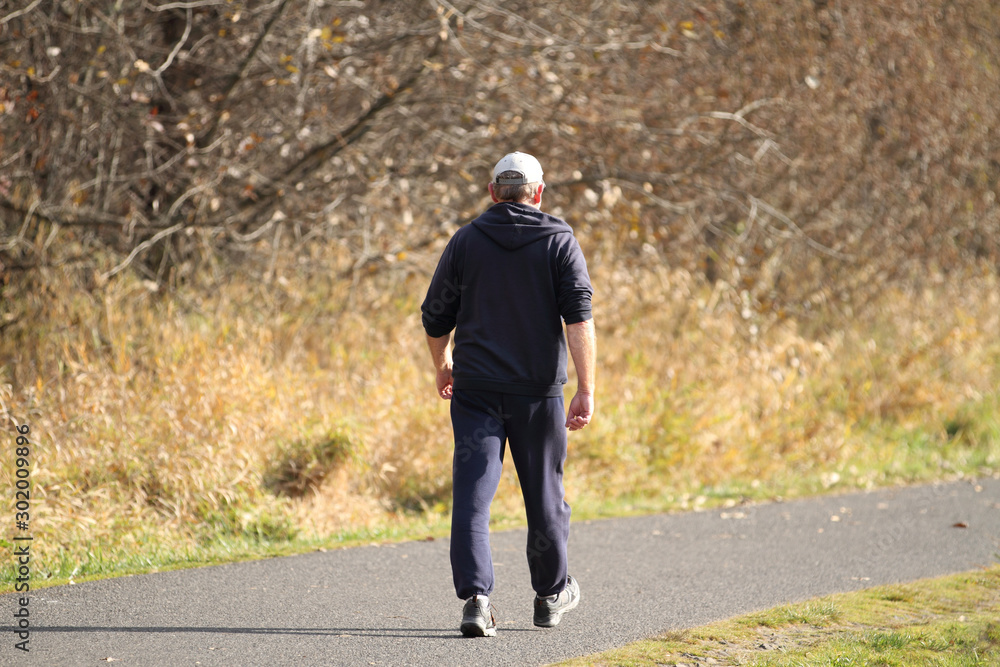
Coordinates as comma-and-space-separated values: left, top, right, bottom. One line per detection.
1, 247, 998, 583
570, 256, 1000, 512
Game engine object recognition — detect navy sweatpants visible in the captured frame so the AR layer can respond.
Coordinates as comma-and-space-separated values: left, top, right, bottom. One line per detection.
449, 388, 571, 600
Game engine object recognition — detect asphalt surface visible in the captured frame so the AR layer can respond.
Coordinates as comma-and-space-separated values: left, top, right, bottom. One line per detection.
2, 478, 998, 666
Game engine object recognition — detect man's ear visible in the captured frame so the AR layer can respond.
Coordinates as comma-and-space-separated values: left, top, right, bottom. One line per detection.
488, 182, 500, 203
533, 183, 544, 205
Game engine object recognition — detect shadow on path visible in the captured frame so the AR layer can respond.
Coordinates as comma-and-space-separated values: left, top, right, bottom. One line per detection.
0, 624, 534, 639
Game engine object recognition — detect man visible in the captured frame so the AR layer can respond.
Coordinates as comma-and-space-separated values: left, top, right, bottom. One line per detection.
421, 151, 596, 637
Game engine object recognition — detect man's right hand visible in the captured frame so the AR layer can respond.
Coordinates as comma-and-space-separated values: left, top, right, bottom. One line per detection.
565, 390, 593, 430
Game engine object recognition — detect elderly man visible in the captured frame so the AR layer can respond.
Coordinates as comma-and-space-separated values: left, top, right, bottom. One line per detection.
421, 151, 596, 637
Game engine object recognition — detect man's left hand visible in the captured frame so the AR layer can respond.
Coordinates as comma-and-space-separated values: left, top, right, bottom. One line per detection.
436, 367, 454, 400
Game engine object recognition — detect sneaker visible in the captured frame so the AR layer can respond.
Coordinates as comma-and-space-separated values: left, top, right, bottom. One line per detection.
533, 575, 581, 628
460, 595, 497, 637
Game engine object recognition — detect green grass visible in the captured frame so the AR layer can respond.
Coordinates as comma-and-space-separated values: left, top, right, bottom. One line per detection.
558, 566, 1000, 667
0, 512, 455, 591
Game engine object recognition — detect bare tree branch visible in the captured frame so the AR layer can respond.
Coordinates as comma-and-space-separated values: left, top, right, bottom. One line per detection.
101, 223, 186, 281
148, 0, 228, 10
1, 0, 42, 25
1, 197, 130, 230
198, 0, 293, 147
750, 196, 855, 261
154, 7, 192, 76
233, 31, 447, 227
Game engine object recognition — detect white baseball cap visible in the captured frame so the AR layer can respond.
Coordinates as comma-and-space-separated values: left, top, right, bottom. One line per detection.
492, 152, 544, 185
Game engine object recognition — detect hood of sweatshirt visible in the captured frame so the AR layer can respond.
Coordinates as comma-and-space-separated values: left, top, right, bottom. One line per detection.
471, 202, 573, 251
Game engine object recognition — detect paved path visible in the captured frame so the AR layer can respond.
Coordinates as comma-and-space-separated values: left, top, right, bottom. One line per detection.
2, 478, 998, 666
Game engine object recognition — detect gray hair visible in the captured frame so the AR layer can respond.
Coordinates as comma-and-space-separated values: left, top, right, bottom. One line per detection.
492, 171, 539, 203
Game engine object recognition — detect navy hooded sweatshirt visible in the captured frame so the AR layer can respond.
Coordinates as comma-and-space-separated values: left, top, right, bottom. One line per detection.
421, 201, 593, 397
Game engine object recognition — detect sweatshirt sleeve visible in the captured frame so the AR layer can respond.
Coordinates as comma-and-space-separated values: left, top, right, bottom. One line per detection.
557, 236, 593, 325
421, 235, 462, 338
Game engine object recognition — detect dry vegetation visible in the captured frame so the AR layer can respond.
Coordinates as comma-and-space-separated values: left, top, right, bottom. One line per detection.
1, 0, 999, 583
1, 253, 997, 583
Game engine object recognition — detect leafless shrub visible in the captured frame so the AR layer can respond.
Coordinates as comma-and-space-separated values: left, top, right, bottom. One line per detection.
1, 0, 997, 319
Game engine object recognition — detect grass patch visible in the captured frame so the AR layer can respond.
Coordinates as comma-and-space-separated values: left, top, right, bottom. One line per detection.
559, 566, 1000, 667
264, 427, 356, 498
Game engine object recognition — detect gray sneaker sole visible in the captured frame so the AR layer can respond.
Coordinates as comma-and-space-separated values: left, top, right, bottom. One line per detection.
460, 621, 497, 637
